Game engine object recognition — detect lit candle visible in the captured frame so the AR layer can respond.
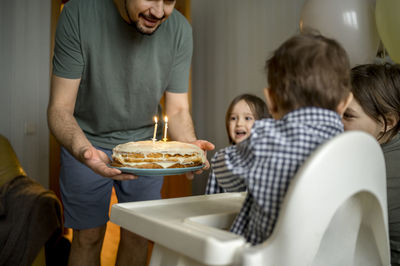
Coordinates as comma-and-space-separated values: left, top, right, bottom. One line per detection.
152, 116, 158, 142
163, 116, 168, 142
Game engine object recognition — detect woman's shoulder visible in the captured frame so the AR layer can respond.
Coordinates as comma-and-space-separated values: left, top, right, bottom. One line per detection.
382, 133, 400, 153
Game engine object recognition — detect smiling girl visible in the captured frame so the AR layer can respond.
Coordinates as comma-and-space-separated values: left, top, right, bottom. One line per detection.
205, 94, 270, 194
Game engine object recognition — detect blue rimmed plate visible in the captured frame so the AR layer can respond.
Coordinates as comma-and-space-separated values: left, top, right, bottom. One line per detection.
110, 165, 204, 176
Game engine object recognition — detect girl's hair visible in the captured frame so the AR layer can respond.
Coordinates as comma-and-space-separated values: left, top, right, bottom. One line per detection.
225, 94, 270, 144
351, 63, 400, 143
266, 32, 351, 112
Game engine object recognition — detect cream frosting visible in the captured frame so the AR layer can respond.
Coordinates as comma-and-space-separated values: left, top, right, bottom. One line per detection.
113, 140, 204, 155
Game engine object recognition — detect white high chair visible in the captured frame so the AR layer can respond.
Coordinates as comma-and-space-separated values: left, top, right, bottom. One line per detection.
110, 131, 390, 266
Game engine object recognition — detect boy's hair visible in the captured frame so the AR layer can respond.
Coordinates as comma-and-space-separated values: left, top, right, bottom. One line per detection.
225, 94, 270, 144
351, 63, 400, 142
265, 32, 351, 112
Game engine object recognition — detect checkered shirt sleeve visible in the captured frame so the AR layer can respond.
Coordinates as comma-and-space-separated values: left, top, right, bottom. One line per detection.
205, 168, 246, 194
205, 169, 225, 194
211, 107, 344, 245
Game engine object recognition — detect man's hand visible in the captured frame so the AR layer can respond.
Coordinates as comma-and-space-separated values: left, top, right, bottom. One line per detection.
80, 146, 137, 180
185, 140, 215, 180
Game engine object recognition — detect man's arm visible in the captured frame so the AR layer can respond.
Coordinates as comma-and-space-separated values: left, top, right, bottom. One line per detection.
165, 91, 214, 149
164, 91, 214, 175
47, 75, 135, 180
164, 91, 196, 142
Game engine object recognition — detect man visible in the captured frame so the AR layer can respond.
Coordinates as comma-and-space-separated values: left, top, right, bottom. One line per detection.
47, 0, 214, 265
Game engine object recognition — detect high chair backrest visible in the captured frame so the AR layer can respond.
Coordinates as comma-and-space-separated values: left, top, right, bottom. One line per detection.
240, 131, 389, 266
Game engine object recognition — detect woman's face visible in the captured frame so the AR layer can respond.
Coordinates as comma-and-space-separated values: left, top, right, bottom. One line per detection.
342, 99, 384, 141
228, 100, 256, 144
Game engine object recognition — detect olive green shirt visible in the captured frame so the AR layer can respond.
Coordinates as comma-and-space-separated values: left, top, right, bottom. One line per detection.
382, 133, 400, 265
53, 0, 193, 149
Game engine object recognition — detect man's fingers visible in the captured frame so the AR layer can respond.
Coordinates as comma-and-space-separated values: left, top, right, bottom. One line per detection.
203, 141, 215, 151
81, 147, 137, 180
112, 174, 138, 181
185, 172, 194, 180
99, 151, 111, 163
192, 140, 215, 151
95, 163, 137, 180
198, 140, 215, 151
103, 168, 137, 180
203, 160, 210, 170
105, 169, 137, 180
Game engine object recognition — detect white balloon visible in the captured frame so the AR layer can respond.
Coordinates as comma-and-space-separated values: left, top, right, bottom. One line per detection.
300, 0, 380, 66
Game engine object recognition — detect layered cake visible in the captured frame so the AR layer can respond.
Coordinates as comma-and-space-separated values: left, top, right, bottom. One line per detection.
111, 140, 205, 169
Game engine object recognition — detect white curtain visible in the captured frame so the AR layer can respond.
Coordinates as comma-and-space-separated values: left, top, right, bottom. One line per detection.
0, 0, 52, 187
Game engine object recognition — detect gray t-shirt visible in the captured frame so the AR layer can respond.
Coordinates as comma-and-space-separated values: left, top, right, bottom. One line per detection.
53, 0, 193, 149
382, 133, 400, 265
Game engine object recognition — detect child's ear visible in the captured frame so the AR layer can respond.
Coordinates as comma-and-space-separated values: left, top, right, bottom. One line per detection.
264, 88, 279, 119
336, 92, 353, 117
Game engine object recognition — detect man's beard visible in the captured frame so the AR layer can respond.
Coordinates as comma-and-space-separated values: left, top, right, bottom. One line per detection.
132, 19, 162, 36
124, 0, 162, 36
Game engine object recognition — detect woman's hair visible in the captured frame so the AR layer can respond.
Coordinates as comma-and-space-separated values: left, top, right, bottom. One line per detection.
266, 32, 351, 112
225, 94, 270, 144
351, 63, 400, 142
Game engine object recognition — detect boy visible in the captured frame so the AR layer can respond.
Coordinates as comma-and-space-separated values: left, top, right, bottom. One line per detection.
211, 32, 353, 245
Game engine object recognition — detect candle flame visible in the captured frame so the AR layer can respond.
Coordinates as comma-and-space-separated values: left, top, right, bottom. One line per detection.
154, 116, 158, 123
164, 116, 168, 122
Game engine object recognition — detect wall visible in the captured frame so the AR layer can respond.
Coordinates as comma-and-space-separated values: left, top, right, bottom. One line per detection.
191, 0, 307, 194
0, 0, 52, 187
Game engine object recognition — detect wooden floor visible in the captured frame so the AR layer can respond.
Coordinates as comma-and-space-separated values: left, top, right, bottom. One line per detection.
102, 188, 121, 266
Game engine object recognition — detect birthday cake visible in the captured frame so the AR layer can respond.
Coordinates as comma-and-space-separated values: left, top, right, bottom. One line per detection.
111, 140, 205, 169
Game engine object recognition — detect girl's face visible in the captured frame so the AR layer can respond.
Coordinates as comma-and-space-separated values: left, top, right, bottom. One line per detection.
342, 99, 384, 141
228, 100, 256, 144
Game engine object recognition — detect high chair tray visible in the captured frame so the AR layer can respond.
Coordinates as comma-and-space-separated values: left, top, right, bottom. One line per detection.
110, 192, 247, 265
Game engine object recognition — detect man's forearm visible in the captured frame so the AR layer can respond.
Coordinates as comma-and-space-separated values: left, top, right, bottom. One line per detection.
48, 107, 92, 161
167, 110, 197, 143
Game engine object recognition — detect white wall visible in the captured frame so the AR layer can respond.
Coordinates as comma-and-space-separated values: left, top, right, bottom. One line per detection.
0, 0, 52, 187
191, 0, 307, 194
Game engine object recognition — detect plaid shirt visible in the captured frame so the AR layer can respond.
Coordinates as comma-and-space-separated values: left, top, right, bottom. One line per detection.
211, 107, 344, 245
205, 169, 226, 194
205, 169, 246, 194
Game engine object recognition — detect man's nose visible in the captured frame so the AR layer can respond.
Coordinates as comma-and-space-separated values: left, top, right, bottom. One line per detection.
150, 1, 164, 19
